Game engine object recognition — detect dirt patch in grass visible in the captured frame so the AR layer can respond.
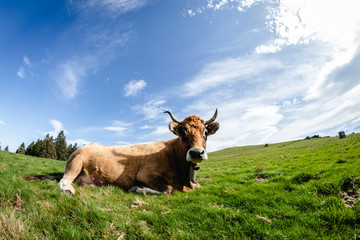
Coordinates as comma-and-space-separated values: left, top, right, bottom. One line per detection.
340, 190, 359, 208
254, 167, 269, 183
254, 176, 269, 183
253, 167, 280, 183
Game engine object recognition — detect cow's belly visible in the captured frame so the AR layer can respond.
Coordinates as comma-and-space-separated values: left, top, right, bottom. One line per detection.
83, 155, 138, 190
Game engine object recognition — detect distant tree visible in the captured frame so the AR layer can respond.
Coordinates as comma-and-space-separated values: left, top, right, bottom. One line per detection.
55, 130, 67, 161
67, 143, 78, 159
25, 141, 35, 156
67, 144, 73, 158
33, 139, 44, 157
41, 134, 57, 159
16, 143, 25, 154
4, 146, 9, 152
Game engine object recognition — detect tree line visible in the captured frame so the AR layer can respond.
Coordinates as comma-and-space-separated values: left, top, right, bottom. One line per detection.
14, 130, 78, 161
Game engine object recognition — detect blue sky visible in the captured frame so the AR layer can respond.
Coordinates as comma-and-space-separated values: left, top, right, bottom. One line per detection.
1, 0, 360, 152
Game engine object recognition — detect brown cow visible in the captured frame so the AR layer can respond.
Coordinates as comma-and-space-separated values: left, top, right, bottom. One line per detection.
59, 109, 219, 195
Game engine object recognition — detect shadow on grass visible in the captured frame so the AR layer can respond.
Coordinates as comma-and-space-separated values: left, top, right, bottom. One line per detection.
25, 172, 63, 182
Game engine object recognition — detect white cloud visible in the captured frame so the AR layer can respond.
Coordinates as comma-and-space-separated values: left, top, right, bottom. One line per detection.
262, 1, 358, 51
17, 55, 35, 80
206, 103, 283, 151
151, 126, 170, 136
134, 124, 174, 145
271, 83, 360, 142
55, 58, 88, 99
23, 56, 32, 67
103, 120, 132, 135
54, 2, 134, 99
17, 66, 25, 79
0, 121, 5, 125
116, 141, 131, 145
261, 0, 360, 53
124, 80, 147, 97
104, 126, 127, 132
133, 99, 167, 121
68, 138, 92, 146
182, 55, 282, 97
40, 119, 68, 138
178, 34, 360, 152
74, 0, 148, 18
256, 0, 360, 100
186, 0, 263, 16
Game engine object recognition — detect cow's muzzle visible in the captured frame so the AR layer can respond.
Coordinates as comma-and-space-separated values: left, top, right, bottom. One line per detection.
186, 147, 208, 163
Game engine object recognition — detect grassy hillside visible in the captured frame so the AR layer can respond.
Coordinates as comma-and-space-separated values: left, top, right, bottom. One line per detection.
1, 134, 359, 239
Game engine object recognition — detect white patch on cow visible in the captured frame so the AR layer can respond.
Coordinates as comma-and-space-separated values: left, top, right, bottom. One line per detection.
59, 179, 76, 196
128, 186, 165, 195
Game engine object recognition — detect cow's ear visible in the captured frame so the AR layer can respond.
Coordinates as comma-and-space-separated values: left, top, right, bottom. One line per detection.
169, 122, 180, 136
206, 122, 219, 135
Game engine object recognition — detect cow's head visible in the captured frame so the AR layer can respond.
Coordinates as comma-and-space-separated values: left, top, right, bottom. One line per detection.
165, 109, 219, 163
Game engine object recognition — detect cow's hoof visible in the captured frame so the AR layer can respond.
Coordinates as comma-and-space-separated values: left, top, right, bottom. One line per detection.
61, 188, 75, 196
59, 179, 75, 196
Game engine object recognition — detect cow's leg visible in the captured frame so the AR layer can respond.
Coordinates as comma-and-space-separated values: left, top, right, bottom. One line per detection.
128, 186, 166, 195
133, 174, 175, 195
191, 181, 201, 189
59, 151, 84, 195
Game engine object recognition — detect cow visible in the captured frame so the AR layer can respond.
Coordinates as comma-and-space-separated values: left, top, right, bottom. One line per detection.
59, 109, 219, 195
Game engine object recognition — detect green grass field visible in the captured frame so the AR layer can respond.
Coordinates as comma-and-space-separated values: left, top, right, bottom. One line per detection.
1, 134, 360, 239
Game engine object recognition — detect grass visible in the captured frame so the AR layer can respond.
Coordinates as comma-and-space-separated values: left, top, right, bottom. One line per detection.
0, 134, 360, 239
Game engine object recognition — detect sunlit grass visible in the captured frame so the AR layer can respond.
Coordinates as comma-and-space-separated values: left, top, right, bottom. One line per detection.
0, 134, 359, 239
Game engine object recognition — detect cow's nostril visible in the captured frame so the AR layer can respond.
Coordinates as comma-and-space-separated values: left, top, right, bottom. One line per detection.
186, 148, 208, 162
189, 148, 206, 159
189, 149, 200, 158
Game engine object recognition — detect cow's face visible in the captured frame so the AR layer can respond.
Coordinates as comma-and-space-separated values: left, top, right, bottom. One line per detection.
166, 110, 219, 163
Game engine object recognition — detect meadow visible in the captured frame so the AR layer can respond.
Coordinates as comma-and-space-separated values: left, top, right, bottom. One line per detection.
0, 134, 359, 239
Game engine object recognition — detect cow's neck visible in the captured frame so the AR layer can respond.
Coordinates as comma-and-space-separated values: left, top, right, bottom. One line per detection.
166, 137, 192, 183
167, 137, 187, 164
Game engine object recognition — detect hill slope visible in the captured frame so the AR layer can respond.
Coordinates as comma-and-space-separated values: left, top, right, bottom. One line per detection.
1, 134, 359, 239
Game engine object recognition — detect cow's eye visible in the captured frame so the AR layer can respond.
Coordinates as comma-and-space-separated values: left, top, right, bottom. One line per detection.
203, 128, 208, 140
181, 127, 188, 136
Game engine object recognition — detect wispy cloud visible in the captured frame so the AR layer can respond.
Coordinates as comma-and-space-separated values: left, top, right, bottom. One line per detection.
53, 20, 133, 98
54, 57, 90, 99
177, 47, 360, 151
133, 99, 167, 121
17, 66, 25, 79
68, 138, 92, 146
257, 0, 360, 55
256, 0, 360, 100
124, 80, 147, 97
103, 120, 132, 135
17, 55, 35, 80
53, 1, 144, 99
181, 55, 282, 97
176, 0, 360, 152
54, 28, 131, 99
0, 120, 5, 125
74, 0, 148, 18
39, 119, 68, 138
185, 0, 263, 17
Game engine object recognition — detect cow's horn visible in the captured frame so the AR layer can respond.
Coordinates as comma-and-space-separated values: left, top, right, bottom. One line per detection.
164, 111, 181, 123
205, 108, 218, 125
